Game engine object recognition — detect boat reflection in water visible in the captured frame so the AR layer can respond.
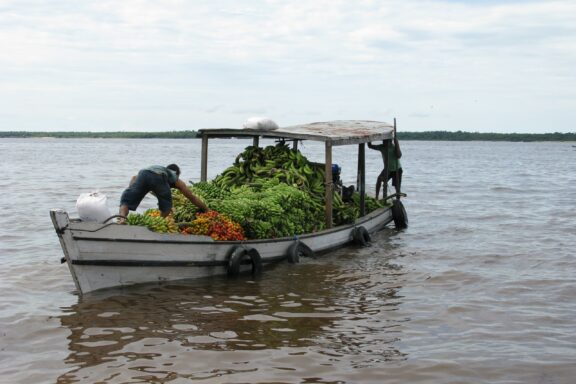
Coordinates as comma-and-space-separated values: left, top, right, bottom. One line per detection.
58, 237, 407, 382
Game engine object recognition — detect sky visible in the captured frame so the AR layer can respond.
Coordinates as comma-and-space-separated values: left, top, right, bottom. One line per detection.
1, 0, 575, 133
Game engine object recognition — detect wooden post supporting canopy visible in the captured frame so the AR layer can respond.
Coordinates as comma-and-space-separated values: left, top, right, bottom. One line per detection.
201, 135, 209, 182
324, 141, 333, 229
356, 147, 361, 192
383, 141, 389, 199
358, 143, 366, 217
393, 118, 401, 200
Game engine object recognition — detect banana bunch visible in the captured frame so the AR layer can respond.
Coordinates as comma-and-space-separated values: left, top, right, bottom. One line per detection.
190, 181, 226, 200
171, 183, 217, 223
126, 209, 178, 233
333, 192, 360, 224
213, 143, 326, 199
351, 192, 386, 212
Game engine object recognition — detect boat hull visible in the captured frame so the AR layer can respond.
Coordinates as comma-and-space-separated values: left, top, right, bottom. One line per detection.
51, 208, 393, 294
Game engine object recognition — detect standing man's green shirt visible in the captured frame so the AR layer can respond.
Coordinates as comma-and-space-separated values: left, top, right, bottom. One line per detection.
368, 127, 403, 200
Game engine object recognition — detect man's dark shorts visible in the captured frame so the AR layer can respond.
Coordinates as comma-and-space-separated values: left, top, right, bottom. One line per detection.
120, 170, 172, 213
378, 168, 403, 187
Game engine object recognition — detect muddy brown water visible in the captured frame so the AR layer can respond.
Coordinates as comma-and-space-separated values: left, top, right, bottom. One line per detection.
1, 139, 575, 383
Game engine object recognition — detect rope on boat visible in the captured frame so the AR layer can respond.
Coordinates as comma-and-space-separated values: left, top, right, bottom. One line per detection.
102, 215, 127, 223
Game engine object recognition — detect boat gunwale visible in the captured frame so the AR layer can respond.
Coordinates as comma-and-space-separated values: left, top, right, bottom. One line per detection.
68, 206, 392, 244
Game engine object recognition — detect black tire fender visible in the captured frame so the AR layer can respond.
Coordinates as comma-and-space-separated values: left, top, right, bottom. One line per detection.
392, 199, 408, 230
227, 246, 262, 277
352, 226, 371, 246
286, 241, 314, 264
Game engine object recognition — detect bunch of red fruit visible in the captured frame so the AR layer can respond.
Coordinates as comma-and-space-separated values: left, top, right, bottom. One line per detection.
182, 210, 245, 241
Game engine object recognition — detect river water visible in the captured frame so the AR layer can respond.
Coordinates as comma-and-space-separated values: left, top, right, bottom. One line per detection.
0, 138, 575, 384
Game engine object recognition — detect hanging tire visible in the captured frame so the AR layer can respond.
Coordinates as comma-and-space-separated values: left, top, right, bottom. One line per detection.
392, 199, 408, 229
286, 241, 314, 264
227, 246, 262, 278
352, 226, 371, 246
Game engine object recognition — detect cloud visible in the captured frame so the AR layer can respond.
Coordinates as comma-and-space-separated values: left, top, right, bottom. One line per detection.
0, 0, 575, 132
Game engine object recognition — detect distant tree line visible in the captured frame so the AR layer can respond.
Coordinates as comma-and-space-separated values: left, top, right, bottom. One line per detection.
397, 130, 576, 142
0, 130, 574, 141
0, 130, 199, 139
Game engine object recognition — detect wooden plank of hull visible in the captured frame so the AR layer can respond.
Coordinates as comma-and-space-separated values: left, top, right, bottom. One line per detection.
71, 264, 225, 293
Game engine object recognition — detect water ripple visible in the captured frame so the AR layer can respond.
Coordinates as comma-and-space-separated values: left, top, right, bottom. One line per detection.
1, 140, 576, 383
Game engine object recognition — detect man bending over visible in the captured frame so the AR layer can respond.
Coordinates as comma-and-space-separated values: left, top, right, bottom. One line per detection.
118, 164, 208, 223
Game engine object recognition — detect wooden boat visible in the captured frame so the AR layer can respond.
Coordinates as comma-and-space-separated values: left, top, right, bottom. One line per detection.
51, 120, 408, 294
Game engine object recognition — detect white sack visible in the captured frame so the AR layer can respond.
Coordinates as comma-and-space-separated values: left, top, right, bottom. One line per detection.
76, 191, 112, 223
242, 116, 279, 131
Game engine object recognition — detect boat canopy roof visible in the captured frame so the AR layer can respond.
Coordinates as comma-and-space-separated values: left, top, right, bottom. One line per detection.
198, 120, 394, 146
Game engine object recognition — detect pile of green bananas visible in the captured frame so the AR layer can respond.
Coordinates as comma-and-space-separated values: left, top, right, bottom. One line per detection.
172, 179, 323, 239
213, 142, 326, 198
126, 209, 179, 233
210, 179, 324, 239
168, 143, 385, 239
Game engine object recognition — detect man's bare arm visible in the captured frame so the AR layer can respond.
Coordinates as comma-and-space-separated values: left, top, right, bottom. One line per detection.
175, 180, 209, 212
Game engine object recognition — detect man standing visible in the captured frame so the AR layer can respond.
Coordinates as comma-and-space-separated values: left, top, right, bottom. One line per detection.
118, 164, 208, 222
368, 126, 402, 200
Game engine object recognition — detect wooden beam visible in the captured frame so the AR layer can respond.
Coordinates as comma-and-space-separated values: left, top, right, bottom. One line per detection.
393, 117, 401, 200
252, 136, 260, 147
383, 141, 389, 198
324, 141, 333, 229
356, 146, 361, 192
200, 135, 209, 182
358, 143, 366, 216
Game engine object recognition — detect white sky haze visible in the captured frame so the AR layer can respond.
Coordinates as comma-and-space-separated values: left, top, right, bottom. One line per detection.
1, 0, 575, 133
